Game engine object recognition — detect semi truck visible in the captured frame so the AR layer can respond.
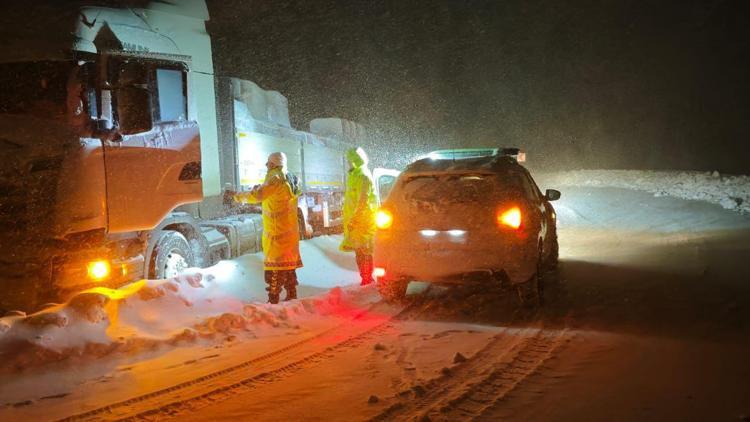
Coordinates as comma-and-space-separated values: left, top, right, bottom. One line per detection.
0, 0, 364, 312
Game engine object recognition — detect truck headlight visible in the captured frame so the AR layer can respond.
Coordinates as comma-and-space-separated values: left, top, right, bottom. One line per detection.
87, 260, 111, 281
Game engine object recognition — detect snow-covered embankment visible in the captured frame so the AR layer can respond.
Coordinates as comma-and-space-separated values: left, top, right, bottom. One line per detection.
539, 170, 750, 213
0, 236, 368, 372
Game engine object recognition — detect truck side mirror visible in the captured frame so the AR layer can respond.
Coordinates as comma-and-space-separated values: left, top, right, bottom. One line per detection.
116, 86, 153, 135
545, 189, 561, 201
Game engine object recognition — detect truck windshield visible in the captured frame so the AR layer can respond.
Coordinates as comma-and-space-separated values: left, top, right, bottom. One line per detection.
0, 60, 76, 119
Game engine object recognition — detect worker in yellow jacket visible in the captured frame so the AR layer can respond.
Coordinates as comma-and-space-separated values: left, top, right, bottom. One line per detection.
340, 147, 378, 285
233, 152, 303, 303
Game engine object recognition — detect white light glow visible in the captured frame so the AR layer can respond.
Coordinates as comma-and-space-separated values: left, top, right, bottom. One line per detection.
447, 230, 466, 236
420, 229, 439, 237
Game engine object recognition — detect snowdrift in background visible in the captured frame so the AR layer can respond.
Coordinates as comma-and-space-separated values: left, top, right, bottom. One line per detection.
540, 170, 750, 214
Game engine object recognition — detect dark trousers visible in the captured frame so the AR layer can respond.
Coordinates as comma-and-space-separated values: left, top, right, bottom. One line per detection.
264, 270, 298, 304
355, 249, 374, 285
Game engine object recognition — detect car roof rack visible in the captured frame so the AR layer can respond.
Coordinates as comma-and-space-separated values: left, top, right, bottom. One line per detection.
421, 147, 525, 162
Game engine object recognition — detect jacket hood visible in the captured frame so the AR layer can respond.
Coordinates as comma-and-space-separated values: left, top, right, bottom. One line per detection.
346, 147, 368, 168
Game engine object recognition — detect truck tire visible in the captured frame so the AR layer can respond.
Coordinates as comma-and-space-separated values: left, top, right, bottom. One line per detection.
149, 230, 195, 279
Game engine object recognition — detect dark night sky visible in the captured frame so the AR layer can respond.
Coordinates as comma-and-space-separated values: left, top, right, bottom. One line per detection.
207, 0, 750, 172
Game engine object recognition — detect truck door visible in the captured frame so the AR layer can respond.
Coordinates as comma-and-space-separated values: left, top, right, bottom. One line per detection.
101, 56, 202, 233
373, 168, 400, 206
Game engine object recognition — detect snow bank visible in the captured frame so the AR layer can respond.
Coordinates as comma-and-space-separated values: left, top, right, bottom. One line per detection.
539, 170, 750, 214
0, 236, 370, 372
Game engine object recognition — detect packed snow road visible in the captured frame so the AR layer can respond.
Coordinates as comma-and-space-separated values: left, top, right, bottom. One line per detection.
1, 184, 750, 421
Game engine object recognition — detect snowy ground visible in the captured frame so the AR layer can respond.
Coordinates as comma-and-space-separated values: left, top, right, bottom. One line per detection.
2, 171, 750, 421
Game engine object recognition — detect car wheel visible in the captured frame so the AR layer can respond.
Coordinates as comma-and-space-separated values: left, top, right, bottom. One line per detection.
545, 230, 559, 269
149, 230, 195, 279
516, 246, 544, 307
377, 277, 409, 303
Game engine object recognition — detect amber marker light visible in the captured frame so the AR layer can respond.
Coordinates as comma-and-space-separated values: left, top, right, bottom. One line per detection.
375, 209, 393, 229
498, 206, 522, 229
87, 260, 111, 281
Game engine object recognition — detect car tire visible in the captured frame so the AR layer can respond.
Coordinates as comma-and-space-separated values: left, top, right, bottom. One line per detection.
545, 230, 559, 269
149, 230, 195, 279
377, 277, 409, 303
516, 246, 544, 307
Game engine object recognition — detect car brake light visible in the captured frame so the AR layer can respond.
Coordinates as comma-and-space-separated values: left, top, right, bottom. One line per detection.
375, 209, 393, 229
373, 267, 386, 278
497, 206, 522, 229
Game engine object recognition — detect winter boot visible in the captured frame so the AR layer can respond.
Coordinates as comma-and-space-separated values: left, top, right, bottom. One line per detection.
356, 250, 374, 286
283, 270, 298, 301
264, 271, 282, 304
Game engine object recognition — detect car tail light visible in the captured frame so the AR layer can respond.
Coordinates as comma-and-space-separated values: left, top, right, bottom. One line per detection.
497, 206, 522, 229
373, 267, 386, 278
375, 209, 393, 229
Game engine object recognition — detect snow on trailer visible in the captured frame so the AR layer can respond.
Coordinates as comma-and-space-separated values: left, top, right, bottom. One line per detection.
226, 77, 366, 237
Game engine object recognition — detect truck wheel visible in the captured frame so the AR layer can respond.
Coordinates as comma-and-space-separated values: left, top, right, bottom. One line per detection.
377, 277, 409, 303
149, 231, 195, 279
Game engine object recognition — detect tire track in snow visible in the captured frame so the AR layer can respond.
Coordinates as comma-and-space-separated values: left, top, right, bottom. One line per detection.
433, 328, 571, 421
370, 326, 572, 422
55, 301, 411, 422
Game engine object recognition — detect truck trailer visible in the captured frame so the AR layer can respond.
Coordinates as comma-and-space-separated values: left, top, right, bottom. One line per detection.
0, 0, 364, 312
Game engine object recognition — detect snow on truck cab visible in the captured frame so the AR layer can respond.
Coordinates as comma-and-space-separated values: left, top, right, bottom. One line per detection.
373, 148, 560, 304
0, 1, 365, 313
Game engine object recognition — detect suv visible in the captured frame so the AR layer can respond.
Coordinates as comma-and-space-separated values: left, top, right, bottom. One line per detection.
373, 149, 560, 304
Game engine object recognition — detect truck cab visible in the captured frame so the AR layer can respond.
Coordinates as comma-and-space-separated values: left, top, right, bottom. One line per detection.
0, 1, 225, 311
0, 1, 381, 313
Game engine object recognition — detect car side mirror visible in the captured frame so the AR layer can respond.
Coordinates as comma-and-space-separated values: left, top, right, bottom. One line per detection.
545, 189, 561, 201
116, 86, 153, 135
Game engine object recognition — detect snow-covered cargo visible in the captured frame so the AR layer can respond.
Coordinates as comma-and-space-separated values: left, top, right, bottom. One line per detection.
310, 117, 368, 144
230, 78, 291, 128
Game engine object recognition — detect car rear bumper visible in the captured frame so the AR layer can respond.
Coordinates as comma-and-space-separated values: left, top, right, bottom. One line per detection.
374, 233, 536, 284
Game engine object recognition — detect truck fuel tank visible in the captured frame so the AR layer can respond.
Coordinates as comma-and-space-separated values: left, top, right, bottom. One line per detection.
199, 214, 263, 258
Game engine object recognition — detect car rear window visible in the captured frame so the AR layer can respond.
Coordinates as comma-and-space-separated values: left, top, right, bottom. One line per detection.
401, 173, 520, 204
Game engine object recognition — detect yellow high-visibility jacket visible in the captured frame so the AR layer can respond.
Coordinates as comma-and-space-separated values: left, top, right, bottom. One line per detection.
340, 147, 378, 253
234, 167, 302, 271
